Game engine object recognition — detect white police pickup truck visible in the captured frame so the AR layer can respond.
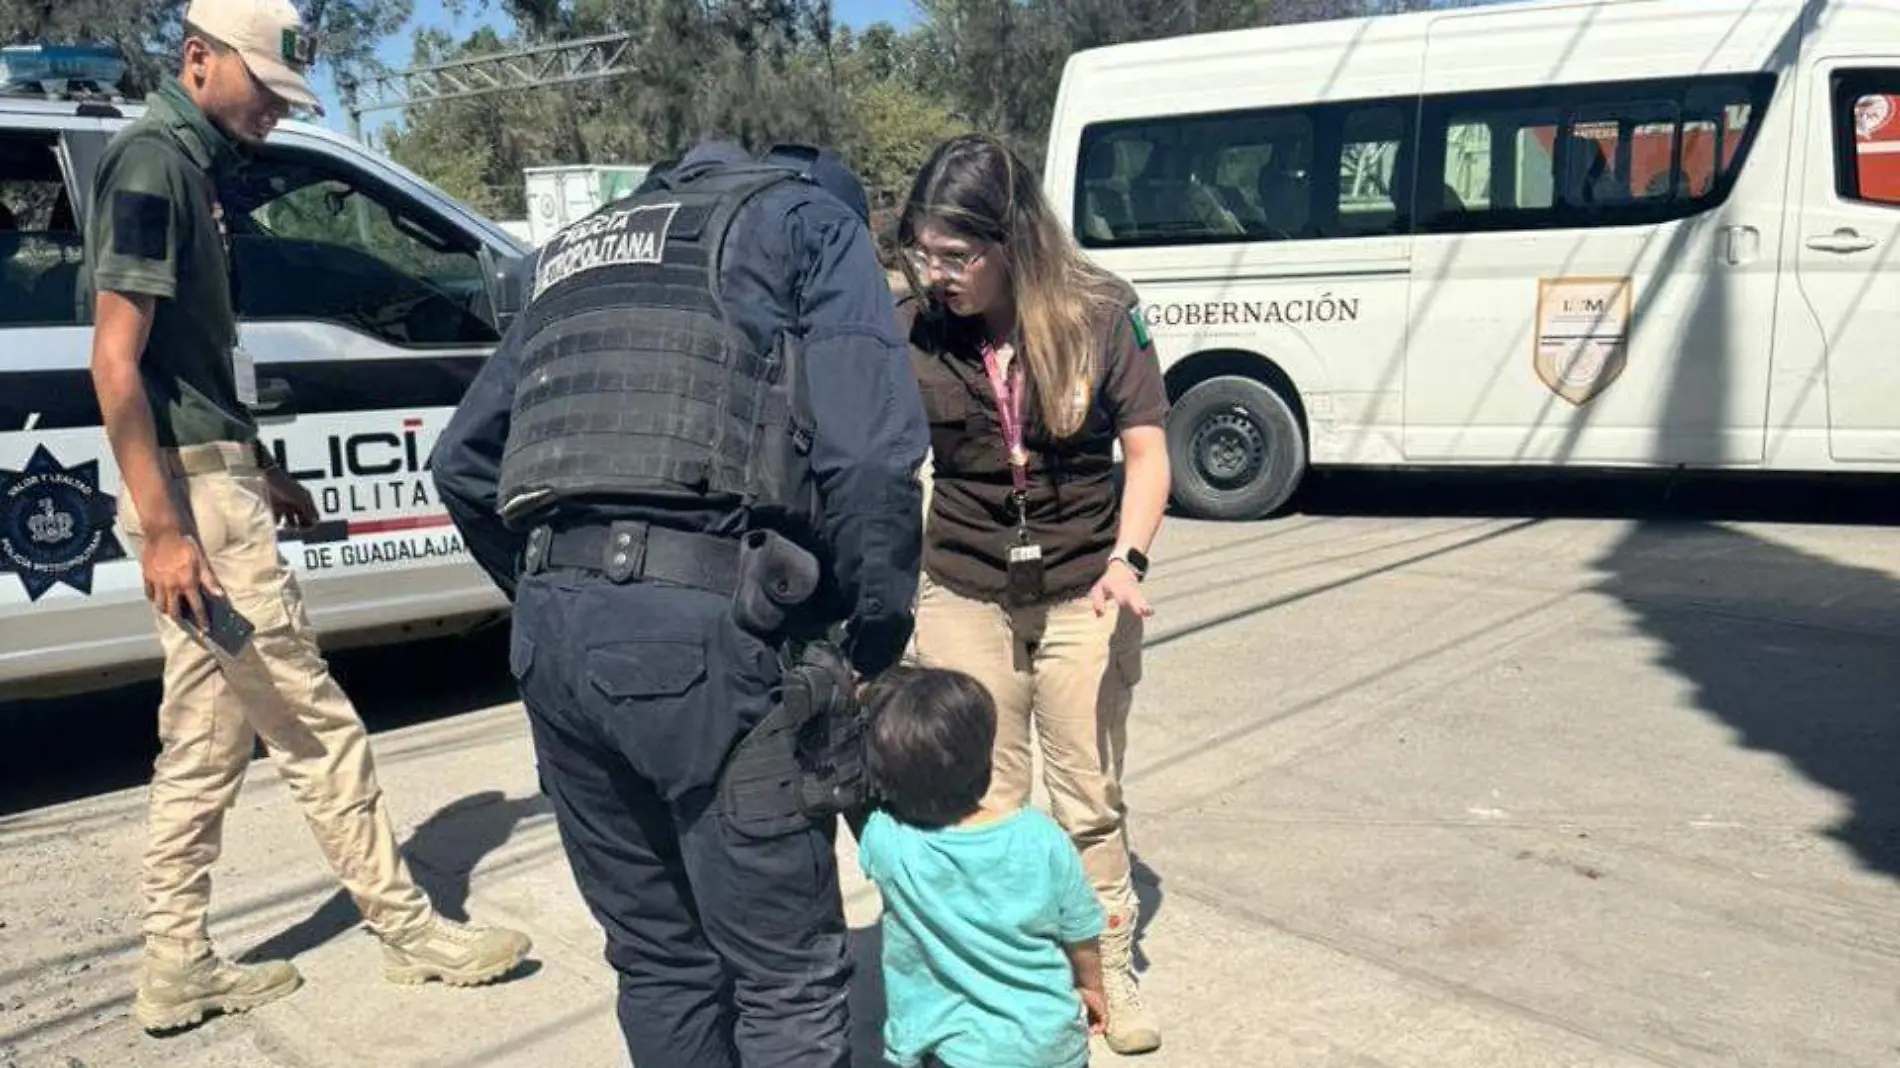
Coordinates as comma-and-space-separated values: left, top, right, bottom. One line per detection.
0, 46, 526, 700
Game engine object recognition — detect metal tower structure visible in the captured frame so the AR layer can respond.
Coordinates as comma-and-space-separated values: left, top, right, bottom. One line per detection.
337, 32, 637, 140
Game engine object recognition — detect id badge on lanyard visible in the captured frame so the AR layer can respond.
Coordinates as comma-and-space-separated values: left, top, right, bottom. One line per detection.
232, 344, 259, 407
986, 343, 1044, 605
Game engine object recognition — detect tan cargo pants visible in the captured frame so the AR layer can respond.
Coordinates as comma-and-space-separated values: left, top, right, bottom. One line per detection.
120, 442, 432, 947
907, 572, 1145, 924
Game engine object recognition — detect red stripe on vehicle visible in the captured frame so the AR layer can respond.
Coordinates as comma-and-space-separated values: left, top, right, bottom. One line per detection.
348, 515, 454, 536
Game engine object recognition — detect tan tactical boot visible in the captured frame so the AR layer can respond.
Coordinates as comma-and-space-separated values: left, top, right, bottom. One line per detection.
132, 937, 302, 1034
381, 915, 532, 987
1101, 909, 1161, 1055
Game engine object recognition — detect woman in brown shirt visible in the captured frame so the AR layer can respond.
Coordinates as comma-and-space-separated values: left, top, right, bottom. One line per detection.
894, 133, 1172, 1056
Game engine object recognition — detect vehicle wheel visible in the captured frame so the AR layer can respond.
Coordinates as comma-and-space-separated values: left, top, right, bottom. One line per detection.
1167, 375, 1307, 521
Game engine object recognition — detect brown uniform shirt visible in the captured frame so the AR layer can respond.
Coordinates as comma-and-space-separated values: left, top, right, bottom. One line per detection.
904, 276, 1170, 605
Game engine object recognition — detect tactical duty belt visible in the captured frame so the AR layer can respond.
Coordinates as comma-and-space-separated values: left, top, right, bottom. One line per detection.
524, 520, 740, 596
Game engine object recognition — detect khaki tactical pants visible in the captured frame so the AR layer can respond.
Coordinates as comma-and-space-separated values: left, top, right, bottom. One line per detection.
907, 573, 1145, 923
121, 442, 432, 946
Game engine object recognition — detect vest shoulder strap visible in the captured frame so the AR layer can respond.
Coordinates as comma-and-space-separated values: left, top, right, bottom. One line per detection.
104, 121, 194, 176
668, 164, 807, 306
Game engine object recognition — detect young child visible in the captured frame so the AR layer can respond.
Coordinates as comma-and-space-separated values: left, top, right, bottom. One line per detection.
857, 666, 1109, 1068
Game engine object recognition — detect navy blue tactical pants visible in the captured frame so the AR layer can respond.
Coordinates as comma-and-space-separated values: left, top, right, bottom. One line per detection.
509, 569, 852, 1068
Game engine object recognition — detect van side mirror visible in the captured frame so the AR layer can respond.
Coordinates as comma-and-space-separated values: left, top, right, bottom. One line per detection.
480, 246, 525, 331
252, 377, 297, 425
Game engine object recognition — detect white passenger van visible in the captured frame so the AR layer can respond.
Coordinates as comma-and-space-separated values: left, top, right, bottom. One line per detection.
0, 49, 525, 699
1046, 0, 1900, 519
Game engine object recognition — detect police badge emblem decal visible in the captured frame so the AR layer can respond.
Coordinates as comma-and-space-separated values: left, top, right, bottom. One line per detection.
0, 445, 126, 601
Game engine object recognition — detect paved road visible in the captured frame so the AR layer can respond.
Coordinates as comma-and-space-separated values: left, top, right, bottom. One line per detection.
3, 472, 1898, 1068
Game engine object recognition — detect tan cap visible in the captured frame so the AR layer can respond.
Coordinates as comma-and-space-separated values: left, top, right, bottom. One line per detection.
185, 0, 322, 114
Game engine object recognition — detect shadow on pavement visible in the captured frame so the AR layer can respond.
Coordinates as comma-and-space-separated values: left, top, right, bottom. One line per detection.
1158, 470, 1900, 885
240, 789, 549, 965
1219, 469, 1900, 883
1132, 857, 1165, 973
1595, 523, 1900, 882
1290, 468, 1900, 526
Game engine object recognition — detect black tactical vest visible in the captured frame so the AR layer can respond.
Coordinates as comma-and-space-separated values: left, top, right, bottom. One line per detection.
494, 162, 820, 541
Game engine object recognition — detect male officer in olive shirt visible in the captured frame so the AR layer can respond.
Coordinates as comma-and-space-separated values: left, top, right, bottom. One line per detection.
85, 0, 530, 1034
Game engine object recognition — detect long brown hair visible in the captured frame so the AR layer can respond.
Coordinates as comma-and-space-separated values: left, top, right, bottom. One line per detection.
898, 134, 1122, 439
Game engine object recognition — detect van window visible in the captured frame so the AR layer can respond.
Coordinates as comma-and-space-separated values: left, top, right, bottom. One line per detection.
221, 151, 500, 347
0, 130, 83, 328
1339, 106, 1408, 236
1831, 70, 1900, 207
1419, 75, 1771, 233
1072, 74, 1768, 246
1075, 100, 1413, 247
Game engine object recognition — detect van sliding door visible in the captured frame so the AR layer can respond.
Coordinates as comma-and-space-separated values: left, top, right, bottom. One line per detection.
1403, 6, 1794, 468
1801, 64, 1900, 462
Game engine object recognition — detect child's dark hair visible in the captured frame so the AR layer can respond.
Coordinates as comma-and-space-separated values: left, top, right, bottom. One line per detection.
864, 666, 997, 829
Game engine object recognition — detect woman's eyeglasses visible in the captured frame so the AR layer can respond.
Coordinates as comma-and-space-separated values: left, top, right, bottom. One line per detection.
903, 245, 987, 279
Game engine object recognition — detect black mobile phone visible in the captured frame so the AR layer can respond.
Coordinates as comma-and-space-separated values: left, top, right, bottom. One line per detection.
181, 590, 256, 657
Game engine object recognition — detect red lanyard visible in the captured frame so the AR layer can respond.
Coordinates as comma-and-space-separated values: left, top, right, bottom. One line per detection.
982, 341, 1029, 497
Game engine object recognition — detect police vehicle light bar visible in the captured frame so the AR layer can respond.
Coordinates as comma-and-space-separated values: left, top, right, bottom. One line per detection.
0, 45, 125, 92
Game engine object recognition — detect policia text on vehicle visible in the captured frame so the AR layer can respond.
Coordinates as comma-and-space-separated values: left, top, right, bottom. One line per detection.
432, 140, 929, 1068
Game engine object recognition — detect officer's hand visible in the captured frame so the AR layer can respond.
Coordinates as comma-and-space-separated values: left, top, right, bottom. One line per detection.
1088, 561, 1152, 619
143, 529, 223, 634
264, 468, 319, 530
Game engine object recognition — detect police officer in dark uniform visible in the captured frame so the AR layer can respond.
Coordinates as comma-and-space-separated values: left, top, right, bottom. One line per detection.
431, 139, 927, 1068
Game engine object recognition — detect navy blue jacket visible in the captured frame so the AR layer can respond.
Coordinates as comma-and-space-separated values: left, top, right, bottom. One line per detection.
432, 141, 928, 676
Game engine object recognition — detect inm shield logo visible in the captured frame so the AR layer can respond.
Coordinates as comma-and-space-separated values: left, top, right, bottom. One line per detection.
0, 445, 126, 601
1534, 277, 1632, 407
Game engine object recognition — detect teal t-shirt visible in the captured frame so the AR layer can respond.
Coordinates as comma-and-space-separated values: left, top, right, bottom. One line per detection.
858, 807, 1106, 1068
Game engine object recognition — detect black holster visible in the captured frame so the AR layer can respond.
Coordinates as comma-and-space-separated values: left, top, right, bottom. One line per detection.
730, 529, 822, 638
718, 638, 872, 837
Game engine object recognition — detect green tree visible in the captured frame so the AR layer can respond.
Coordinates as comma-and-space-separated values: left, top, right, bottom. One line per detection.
381, 26, 575, 218
912, 0, 1444, 167
383, 2, 862, 219
371, 0, 1461, 232
846, 69, 969, 205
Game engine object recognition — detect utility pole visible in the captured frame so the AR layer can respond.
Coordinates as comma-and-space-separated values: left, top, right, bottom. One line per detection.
337, 32, 637, 143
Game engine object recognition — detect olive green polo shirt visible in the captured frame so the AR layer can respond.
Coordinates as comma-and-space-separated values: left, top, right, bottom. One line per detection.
84, 79, 255, 448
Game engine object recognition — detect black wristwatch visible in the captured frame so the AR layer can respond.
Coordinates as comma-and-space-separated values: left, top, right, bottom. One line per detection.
1110, 547, 1149, 582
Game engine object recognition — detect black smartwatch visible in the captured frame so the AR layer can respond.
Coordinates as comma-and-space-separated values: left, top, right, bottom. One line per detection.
1110, 547, 1148, 582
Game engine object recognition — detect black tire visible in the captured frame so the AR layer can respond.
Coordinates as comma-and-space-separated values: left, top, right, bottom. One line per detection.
1166, 375, 1308, 521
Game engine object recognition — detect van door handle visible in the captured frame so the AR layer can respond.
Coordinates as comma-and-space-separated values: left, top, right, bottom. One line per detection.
1805, 228, 1878, 254
1723, 225, 1759, 265
252, 377, 297, 424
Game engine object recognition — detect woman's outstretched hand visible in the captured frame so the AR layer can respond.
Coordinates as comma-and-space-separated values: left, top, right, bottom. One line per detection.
1089, 560, 1152, 618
